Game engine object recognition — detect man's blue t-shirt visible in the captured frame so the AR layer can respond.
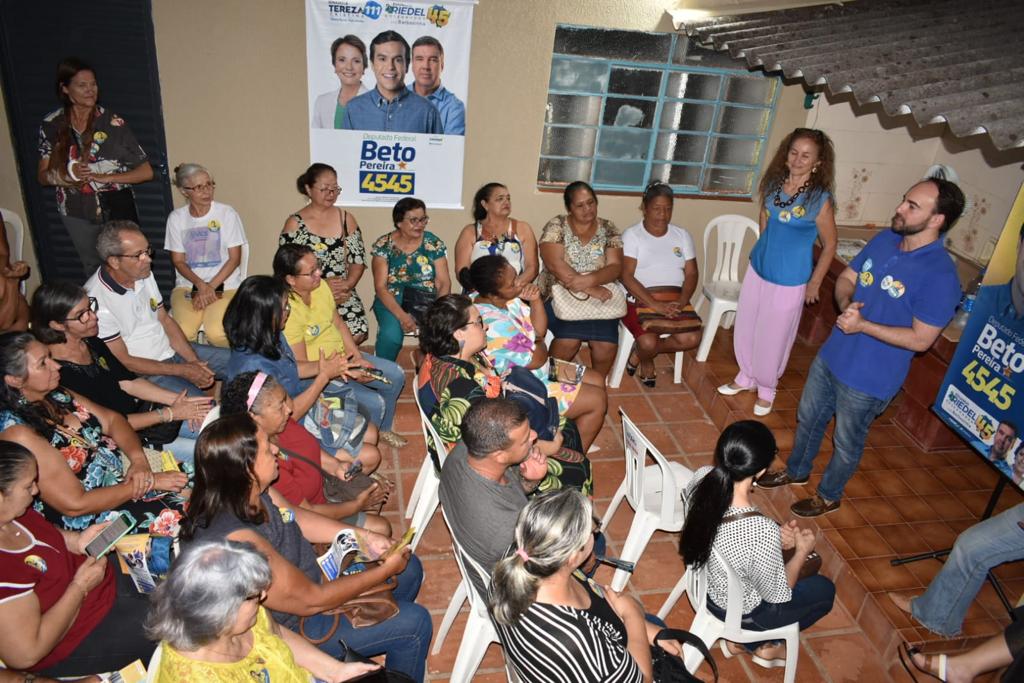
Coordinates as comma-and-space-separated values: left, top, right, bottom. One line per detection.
819, 230, 961, 400
750, 189, 831, 286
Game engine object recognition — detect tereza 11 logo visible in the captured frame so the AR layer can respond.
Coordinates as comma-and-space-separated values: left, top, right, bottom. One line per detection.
359, 140, 416, 195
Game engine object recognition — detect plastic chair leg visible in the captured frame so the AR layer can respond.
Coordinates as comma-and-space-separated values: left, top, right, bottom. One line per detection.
608, 332, 634, 388
611, 514, 657, 591
657, 570, 688, 620
600, 480, 627, 531
683, 613, 722, 673
673, 351, 684, 384
408, 476, 439, 551
449, 611, 497, 682
431, 579, 468, 654
695, 301, 727, 362
406, 457, 432, 519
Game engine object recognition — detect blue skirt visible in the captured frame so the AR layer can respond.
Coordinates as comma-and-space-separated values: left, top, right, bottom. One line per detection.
544, 299, 619, 344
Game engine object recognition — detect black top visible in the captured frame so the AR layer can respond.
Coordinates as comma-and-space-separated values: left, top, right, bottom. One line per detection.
57, 337, 138, 416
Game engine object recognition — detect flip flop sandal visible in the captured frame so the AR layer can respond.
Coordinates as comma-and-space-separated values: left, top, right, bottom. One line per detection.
899, 642, 947, 682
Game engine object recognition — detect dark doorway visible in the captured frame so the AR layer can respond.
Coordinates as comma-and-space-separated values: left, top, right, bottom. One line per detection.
0, 0, 174, 292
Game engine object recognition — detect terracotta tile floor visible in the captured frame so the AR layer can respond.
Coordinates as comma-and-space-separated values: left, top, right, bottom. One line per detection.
369, 330, 1023, 682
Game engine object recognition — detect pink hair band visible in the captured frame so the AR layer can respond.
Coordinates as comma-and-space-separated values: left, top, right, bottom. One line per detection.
247, 372, 268, 410
516, 548, 530, 563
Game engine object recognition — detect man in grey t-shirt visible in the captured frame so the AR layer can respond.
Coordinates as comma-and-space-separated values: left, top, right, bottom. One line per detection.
438, 398, 547, 596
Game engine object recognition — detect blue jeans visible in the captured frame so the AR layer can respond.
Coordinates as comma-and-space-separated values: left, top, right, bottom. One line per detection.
145, 344, 231, 395
297, 554, 432, 682
708, 575, 835, 650
786, 355, 890, 502
372, 299, 406, 362
348, 353, 405, 432
912, 503, 1024, 637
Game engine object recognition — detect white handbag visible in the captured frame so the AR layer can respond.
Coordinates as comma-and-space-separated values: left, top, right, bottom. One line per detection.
550, 281, 627, 320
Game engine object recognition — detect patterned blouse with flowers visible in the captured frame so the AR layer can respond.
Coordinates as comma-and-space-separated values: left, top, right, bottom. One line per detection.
417, 354, 592, 494
0, 390, 184, 534
371, 230, 447, 298
538, 215, 622, 298
38, 106, 148, 220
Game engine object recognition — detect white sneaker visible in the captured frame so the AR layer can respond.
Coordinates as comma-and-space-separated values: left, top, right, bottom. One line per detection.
753, 400, 773, 417
717, 383, 753, 396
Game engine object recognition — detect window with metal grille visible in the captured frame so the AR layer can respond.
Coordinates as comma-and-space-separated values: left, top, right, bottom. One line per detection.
538, 25, 780, 197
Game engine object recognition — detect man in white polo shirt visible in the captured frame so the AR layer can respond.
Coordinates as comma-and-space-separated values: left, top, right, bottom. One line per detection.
85, 220, 229, 395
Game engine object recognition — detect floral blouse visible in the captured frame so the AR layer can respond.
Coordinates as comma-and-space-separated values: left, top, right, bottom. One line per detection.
371, 230, 447, 297
538, 215, 622, 297
0, 390, 183, 534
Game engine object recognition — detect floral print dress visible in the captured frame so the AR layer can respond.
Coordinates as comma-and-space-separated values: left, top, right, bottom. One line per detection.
280, 212, 369, 339
0, 390, 184, 534
371, 230, 447, 298
475, 297, 581, 415
418, 354, 592, 495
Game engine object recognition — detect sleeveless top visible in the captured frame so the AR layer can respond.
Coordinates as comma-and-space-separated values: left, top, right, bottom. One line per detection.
469, 220, 525, 274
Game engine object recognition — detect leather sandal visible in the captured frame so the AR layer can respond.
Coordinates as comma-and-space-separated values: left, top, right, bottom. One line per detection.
898, 642, 948, 681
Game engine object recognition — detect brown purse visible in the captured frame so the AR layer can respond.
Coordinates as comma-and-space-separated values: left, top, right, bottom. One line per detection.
299, 555, 400, 642
721, 509, 821, 581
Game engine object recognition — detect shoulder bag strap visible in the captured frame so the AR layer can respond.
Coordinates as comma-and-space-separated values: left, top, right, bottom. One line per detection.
719, 509, 767, 525
655, 628, 719, 681
279, 445, 332, 479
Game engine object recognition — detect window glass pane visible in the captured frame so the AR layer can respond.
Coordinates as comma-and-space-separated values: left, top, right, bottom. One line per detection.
672, 39, 745, 70
546, 94, 602, 126
549, 58, 609, 93
603, 98, 656, 128
723, 77, 775, 106
708, 137, 760, 166
597, 128, 651, 160
716, 106, 770, 136
651, 163, 702, 188
660, 101, 715, 132
608, 67, 661, 97
665, 73, 721, 101
703, 167, 755, 194
654, 133, 707, 163
554, 26, 672, 62
593, 160, 647, 187
541, 126, 597, 157
538, 157, 594, 185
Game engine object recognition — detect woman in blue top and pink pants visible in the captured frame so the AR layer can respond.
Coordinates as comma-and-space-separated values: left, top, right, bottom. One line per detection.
719, 129, 838, 416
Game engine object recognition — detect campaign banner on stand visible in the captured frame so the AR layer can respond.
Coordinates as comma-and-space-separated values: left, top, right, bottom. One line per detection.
305, 0, 475, 208
934, 182, 1024, 490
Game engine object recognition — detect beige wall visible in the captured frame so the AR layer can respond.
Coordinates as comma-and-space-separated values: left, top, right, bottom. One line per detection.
5, 0, 807, 335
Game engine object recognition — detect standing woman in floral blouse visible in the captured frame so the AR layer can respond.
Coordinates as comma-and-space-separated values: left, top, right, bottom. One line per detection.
37, 58, 153, 277
370, 197, 450, 362
281, 163, 371, 344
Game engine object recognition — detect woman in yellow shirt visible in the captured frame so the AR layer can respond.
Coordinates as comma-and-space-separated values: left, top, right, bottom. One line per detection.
274, 243, 408, 448
147, 539, 379, 682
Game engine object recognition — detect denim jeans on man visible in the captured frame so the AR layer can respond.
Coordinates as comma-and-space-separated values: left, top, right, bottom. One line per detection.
912, 503, 1024, 636
708, 575, 835, 650
784, 355, 890, 502
295, 554, 432, 681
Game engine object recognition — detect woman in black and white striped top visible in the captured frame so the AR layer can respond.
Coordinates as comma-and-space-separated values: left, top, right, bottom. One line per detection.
489, 489, 653, 683
680, 420, 835, 669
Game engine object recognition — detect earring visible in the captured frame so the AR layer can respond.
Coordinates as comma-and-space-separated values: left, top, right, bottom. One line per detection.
457, 339, 465, 351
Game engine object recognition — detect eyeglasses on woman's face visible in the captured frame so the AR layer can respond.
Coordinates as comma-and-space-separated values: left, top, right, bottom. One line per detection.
65, 297, 98, 324
404, 215, 430, 227
183, 181, 215, 193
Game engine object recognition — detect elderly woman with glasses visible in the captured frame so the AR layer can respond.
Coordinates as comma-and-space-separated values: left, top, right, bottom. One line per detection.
164, 162, 248, 348
30, 282, 212, 463
281, 163, 371, 345
370, 197, 450, 362
147, 539, 380, 682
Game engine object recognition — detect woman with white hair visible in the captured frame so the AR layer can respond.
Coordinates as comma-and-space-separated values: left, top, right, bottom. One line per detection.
165, 162, 248, 347
147, 539, 379, 682
489, 489, 656, 683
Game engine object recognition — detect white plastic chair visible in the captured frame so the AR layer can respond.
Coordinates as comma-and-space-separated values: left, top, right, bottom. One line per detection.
607, 322, 683, 388
692, 214, 759, 362
657, 547, 800, 682
0, 207, 26, 294
198, 404, 221, 434
600, 409, 692, 590
438, 508, 520, 683
144, 642, 163, 682
404, 387, 446, 551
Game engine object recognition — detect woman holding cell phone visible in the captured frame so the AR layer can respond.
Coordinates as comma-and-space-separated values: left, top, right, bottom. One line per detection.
0, 441, 155, 676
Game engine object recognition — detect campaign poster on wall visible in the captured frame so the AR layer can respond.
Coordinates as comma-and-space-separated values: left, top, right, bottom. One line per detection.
305, 0, 476, 208
934, 182, 1024, 491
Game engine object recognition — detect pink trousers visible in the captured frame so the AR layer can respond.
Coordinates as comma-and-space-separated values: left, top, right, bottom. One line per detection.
732, 267, 806, 402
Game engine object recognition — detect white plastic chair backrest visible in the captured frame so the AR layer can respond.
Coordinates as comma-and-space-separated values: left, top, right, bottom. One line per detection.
441, 507, 491, 616
198, 404, 221, 435
413, 383, 450, 468
620, 408, 681, 524
714, 545, 748, 633
0, 208, 24, 263
685, 560, 709, 616
145, 642, 163, 682
702, 214, 759, 285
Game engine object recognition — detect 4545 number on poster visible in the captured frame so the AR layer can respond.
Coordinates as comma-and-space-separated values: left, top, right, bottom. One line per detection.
961, 360, 1016, 410
360, 171, 415, 195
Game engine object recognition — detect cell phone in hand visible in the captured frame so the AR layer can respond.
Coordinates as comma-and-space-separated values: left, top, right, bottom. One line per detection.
547, 358, 585, 385
355, 366, 392, 384
345, 460, 364, 478
85, 511, 137, 558
382, 526, 416, 559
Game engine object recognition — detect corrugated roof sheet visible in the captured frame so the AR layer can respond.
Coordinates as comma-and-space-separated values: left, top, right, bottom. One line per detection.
674, 0, 1024, 150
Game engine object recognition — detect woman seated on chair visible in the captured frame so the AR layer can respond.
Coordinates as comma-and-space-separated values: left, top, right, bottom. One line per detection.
459, 255, 607, 453
0, 331, 188, 534
679, 420, 834, 667
274, 243, 407, 449
31, 281, 212, 464
181, 413, 432, 681
220, 371, 392, 535
416, 294, 592, 494
147, 539, 379, 682
619, 182, 702, 388
491, 488, 670, 683
223, 275, 381, 475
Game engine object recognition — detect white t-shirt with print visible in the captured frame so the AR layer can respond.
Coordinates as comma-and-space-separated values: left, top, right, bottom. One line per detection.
622, 222, 696, 289
164, 201, 247, 290
85, 269, 175, 361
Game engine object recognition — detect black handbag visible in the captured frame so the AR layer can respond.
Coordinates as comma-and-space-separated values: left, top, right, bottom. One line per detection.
650, 628, 718, 682
135, 400, 184, 448
398, 286, 435, 325
338, 639, 415, 682
502, 366, 559, 441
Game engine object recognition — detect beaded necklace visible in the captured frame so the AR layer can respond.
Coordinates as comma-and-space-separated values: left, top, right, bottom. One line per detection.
772, 179, 812, 209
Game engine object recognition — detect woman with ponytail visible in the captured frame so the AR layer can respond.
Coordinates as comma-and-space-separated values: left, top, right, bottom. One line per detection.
679, 420, 834, 668
490, 489, 653, 683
